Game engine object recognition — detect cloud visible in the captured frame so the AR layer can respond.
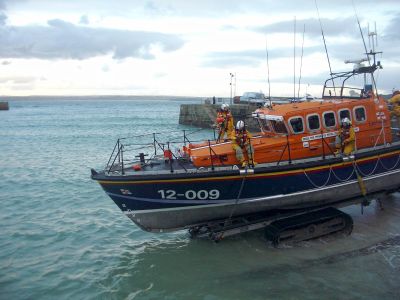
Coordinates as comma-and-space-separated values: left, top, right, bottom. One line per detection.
202, 46, 323, 68
0, 75, 36, 84
252, 17, 360, 38
0, 0, 6, 10
0, 19, 184, 60
102, 64, 110, 72
0, 11, 6, 25
382, 13, 400, 40
79, 15, 89, 25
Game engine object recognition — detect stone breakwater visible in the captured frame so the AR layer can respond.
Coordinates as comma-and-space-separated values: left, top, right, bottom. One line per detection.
179, 103, 260, 131
0, 101, 9, 110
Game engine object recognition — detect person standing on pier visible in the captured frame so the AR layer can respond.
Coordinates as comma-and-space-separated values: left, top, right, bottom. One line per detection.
216, 103, 234, 142
231, 120, 255, 168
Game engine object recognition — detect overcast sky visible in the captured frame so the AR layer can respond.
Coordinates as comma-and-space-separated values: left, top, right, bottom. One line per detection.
0, 0, 399, 97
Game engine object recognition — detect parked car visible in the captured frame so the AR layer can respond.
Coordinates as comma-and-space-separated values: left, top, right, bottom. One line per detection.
240, 92, 266, 105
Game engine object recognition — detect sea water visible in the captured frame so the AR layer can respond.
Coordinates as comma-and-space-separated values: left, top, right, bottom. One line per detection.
0, 99, 399, 300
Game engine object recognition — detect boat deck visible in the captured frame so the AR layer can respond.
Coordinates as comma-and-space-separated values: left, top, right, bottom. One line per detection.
103, 137, 400, 178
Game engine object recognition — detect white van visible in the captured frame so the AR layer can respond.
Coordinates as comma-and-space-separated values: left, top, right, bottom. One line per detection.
240, 92, 266, 104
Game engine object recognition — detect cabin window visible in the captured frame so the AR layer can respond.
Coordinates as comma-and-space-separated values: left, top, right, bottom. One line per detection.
258, 119, 271, 132
289, 117, 304, 134
307, 114, 320, 131
271, 120, 288, 134
354, 106, 366, 122
338, 109, 351, 123
323, 111, 336, 128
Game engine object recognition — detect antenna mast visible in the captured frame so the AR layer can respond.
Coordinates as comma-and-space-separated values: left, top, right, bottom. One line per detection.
265, 36, 272, 107
315, 0, 336, 96
297, 24, 305, 99
293, 16, 296, 102
352, 0, 381, 97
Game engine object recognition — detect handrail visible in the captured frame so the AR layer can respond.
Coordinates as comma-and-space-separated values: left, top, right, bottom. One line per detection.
104, 127, 224, 174
105, 122, 389, 174
106, 138, 119, 169
277, 135, 291, 165
121, 145, 124, 174
208, 140, 215, 171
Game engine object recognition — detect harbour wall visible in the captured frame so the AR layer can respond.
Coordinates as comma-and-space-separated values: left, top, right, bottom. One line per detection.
179, 104, 260, 131
0, 101, 9, 110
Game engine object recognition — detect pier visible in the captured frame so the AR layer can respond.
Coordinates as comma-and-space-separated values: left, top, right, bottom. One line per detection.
0, 101, 9, 110
179, 103, 260, 131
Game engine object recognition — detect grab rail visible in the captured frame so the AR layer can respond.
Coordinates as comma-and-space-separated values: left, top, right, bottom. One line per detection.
105, 123, 390, 174
105, 128, 212, 174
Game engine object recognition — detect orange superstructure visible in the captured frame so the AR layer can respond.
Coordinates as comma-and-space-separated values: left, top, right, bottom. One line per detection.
188, 93, 392, 168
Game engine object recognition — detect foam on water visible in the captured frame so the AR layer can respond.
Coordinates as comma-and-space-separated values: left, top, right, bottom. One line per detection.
0, 99, 399, 300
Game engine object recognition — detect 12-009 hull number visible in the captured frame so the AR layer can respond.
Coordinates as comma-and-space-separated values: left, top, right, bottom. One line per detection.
157, 189, 220, 200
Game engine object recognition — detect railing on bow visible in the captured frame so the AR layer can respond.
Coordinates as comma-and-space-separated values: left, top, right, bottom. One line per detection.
105, 129, 211, 174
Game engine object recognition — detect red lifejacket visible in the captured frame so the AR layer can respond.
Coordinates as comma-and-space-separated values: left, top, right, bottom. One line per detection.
235, 130, 248, 147
221, 111, 231, 130
216, 112, 225, 126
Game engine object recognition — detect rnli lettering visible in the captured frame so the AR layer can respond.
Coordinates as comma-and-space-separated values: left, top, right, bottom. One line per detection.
302, 132, 337, 142
157, 189, 220, 200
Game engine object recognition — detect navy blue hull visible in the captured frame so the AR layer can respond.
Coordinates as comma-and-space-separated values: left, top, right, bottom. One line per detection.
94, 147, 400, 213
91, 145, 400, 231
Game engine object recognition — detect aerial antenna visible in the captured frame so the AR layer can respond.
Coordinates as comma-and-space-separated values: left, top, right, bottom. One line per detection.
352, 1, 370, 64
367, 23, 371, 49
297, 23, 305, 99
293, 16, 296, 102
352, 0, 379, 96
368, 21, 378, 52
265, 36, 272, 107
315, 0, 336, 96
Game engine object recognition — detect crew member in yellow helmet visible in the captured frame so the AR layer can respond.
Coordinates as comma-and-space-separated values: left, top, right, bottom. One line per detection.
389, 90, 400, 135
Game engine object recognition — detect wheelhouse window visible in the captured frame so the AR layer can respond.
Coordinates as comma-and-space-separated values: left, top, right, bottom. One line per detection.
307, 114, 320, 131
354, 106, 366, 122
271, 120, 288, 134
258, 119, 271, 132
289, 117, 304, 134
338, 109, 351, 123
323, 111, 336, 128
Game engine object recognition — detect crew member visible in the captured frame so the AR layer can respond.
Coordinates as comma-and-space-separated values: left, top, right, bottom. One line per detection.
389, 89, 400, 135
335, 118, 355, 155
231, 120, 255, 168
216, 103, 234, 142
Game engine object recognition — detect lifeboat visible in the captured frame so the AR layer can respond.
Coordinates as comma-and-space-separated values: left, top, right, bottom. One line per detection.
189, 96, 391, 168
91, 52, 400, 233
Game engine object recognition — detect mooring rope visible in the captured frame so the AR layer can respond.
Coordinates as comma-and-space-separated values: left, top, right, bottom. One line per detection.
217, 171, 248, 239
